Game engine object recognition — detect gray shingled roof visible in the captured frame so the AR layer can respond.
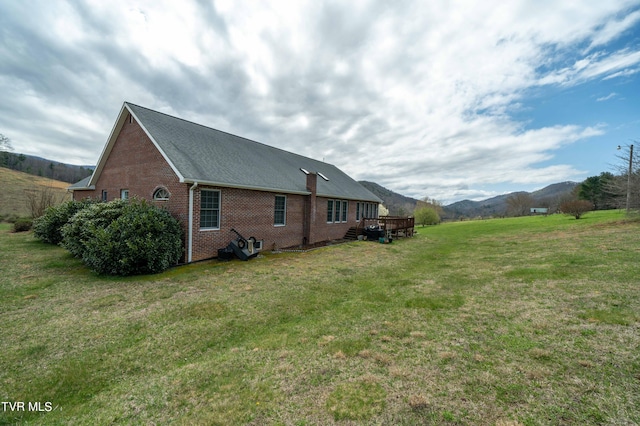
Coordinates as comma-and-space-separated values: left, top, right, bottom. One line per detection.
67, 175, 93, 190
125, 103, 381, 202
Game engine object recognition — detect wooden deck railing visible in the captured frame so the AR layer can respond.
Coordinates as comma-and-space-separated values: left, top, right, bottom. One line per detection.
356, 216, 415, 238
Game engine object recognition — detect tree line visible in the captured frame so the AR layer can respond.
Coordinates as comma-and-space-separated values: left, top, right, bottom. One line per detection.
505, 143, 638, 217
413, 143, 639, 223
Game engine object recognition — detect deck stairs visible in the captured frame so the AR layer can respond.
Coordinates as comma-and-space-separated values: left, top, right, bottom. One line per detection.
344, 227, 359, 240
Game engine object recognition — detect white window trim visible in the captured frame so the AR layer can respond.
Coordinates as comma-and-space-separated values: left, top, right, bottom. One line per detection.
120, 189, 129, 200
334, 200, 341, 223
327, 199, 351, 223
200, 189, 221, 230
153, 187, 170, 201
274, 195, 287, 226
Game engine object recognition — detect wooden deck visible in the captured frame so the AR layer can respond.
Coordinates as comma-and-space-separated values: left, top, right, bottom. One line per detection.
356, 216, 415, 239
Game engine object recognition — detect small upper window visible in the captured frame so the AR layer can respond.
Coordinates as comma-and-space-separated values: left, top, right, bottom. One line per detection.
153, 187, 170, 201
121, 189, 129, 200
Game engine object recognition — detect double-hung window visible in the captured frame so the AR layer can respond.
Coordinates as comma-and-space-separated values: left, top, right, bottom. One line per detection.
200, 189, 220, 229
327, 199, 349, 223
334, 200, 342, 222
274, 195, 286, 226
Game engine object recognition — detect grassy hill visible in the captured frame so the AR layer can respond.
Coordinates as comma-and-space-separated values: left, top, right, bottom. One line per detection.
0, 167, 71, 220
1, 210, 638, 424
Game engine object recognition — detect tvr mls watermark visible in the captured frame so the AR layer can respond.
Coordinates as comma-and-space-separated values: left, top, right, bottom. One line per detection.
2, 401, 57, 412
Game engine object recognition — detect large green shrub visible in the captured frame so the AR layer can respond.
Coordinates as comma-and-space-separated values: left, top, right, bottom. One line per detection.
413, 206, 440, 226
61, 199, 130, 258
33, 199, 98, 244
62, 199, 183, 275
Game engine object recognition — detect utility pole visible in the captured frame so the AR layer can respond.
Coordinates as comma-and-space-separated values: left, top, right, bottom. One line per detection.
626, 144, 633, 213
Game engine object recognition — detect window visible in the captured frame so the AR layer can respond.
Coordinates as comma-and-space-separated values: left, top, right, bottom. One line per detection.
101, 190, 108, 201
153, 187, 170, 200
120, 189, 129, 200
327, 199, 349, 223
274, 195, 286, 226
362, 203, 378, 219
356, 202, 361, 221
200, 190, 220, 229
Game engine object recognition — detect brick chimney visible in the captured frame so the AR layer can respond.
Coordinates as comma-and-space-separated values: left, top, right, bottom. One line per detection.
304, 172, 318, 245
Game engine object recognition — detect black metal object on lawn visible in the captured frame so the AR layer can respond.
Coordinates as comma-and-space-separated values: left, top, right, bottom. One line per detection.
219, 228, 259, 261
364, 225, 385, 241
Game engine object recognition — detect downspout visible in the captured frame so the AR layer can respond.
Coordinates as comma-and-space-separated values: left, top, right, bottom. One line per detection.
188, 182, 198, 263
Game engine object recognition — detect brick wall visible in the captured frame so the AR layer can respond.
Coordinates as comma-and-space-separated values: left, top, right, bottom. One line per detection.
191, 187, 306, 260
314, 197, 362, 242
74, 112, 375, 262
73, 114, 190, 258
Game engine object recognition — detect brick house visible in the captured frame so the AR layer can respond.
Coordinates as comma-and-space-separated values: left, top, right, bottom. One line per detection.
70, 102, 381, 262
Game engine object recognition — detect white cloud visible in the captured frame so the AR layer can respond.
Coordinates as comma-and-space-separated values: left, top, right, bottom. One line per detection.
588, 9, 640, 50
597, 92, 618, 101
0, 0, 638, 202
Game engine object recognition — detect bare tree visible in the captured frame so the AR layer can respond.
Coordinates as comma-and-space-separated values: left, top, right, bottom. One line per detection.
24, 187, 65, 219
415, 196, 444, 217
609, 143, 639, 211
0, 133, 13, 168
506, 193, 535, 217
0, 133, 12, 152
560, 200, 593, 219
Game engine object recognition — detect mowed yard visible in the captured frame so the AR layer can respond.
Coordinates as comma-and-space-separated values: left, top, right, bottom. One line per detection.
1, 211, 638, 425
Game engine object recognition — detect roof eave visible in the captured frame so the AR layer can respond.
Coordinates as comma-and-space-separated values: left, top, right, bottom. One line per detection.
312, 192, 382, 203
182, 178, 311, 196
68, 185, 96, 191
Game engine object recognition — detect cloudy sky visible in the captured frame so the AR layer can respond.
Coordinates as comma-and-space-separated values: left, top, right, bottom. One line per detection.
1, 0, 639, 204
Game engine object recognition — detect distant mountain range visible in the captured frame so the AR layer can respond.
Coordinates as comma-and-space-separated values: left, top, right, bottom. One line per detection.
358, 181, 421, 216
1, 151, 580, 219
444, 182, 579, 218
359, 180, 580, 219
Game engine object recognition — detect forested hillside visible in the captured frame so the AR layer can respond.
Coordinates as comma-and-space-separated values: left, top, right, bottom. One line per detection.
0, 152, 92, 183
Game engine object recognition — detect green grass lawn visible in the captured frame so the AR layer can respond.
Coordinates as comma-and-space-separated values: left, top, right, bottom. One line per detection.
1, 211, 639, 425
